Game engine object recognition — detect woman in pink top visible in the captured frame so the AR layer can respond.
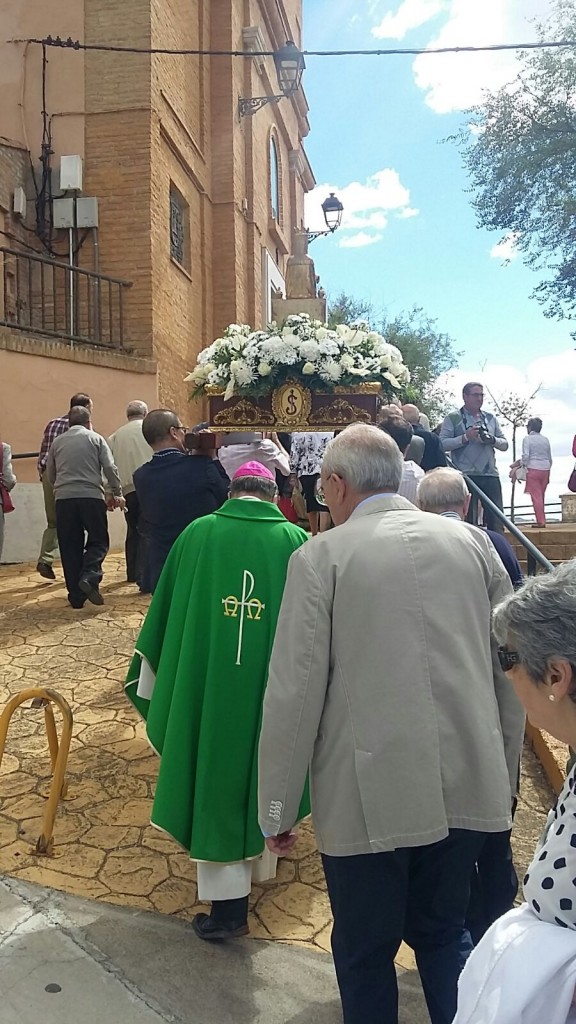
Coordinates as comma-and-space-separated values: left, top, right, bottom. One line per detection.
521, 417, 552, 526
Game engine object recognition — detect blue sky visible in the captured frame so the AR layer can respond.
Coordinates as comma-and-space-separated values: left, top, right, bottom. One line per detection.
302, 0, 576, 502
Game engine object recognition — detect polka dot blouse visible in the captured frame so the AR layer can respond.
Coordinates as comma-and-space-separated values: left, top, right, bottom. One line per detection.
523, 765, 576, 929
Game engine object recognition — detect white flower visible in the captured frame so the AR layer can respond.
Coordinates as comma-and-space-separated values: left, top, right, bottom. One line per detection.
315, 326, 328, 340
275, 345, 299, 365
281, 331, 299, 347
397, 365, 411, 384
346, 329, 368, 348
318, 339, 339, 356
383, 371, 401, 388
230, 336, 245, 352
335, 324, 353, 343
299, 340, 321, 361
258, 361, 272, 376
340, 354, 355, 370
224, 378, 235, 401
380, 354, 392, 370
230, 359, 254, 386
302, 362, 316, 375
319, 358, 343, 383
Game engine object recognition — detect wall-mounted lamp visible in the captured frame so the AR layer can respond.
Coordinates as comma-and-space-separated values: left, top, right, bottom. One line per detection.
307, 194, 344, 243
239, 41, 305, 118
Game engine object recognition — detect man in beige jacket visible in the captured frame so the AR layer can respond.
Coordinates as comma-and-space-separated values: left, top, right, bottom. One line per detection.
258, 424, 525, 1024
107, 401, 151, 587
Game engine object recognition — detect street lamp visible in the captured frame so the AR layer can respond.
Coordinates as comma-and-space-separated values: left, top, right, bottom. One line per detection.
239, 41, 306, 118
307, 193, 344, 243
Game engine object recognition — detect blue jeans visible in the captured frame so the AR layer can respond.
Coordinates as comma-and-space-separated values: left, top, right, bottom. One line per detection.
322, 829, 487, 1024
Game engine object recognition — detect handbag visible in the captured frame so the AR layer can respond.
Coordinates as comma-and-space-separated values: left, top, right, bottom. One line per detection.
568, 467, 576, 494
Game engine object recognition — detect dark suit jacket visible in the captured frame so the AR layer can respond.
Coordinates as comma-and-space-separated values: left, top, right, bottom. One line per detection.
414, 423, 447, 472
134, 450, 228, 591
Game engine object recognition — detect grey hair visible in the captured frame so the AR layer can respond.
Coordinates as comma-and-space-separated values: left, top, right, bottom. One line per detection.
417, 467, 468, 512
492, 558, 576, 687
230, 475, 278, 501
127, 400, 148, 419
322, 423, 403, 494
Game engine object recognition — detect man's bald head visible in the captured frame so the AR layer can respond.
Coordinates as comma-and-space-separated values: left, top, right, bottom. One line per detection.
401, 404, 420, 425
417, 467, 470, 517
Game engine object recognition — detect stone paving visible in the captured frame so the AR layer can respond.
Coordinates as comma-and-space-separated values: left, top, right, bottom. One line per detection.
0, 554, 555, 966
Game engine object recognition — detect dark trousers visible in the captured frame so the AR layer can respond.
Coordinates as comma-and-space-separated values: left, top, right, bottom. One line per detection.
322, 829, 486, 1024
124, 491, 143, 584
55, 498, 109, 606
465, 829, 518, 944
211, 895, 249, 925
465, 474, 504, 532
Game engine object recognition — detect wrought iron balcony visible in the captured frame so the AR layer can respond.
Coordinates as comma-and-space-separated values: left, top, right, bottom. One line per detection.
0, 246, 132, 350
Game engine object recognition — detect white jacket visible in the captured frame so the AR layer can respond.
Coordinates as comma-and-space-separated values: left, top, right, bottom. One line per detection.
454, 904, 576, 1024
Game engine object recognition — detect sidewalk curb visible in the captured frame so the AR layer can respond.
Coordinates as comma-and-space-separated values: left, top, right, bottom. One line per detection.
526, 723, 565, 795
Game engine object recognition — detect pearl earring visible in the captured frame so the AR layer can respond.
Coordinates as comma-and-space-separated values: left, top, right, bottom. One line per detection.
548, 694, 556, 702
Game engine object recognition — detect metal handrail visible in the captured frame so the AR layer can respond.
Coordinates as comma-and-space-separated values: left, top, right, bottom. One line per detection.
0, 244, 132, 349
0, 687, 73, 855
446, 459, 554, 574
0, 245, 131, 286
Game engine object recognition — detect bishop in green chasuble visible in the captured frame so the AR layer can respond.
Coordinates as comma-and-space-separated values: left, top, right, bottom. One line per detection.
125, 467, 309, 933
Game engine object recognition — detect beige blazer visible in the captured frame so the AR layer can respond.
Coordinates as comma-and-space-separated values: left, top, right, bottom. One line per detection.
258, 496, 525, 856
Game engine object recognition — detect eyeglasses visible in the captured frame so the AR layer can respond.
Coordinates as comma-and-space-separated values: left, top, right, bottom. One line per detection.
497, 646, 521, 672
172, 424, 187, 433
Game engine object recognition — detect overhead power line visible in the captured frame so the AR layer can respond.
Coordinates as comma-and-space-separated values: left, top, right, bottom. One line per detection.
10, 35, 576, 58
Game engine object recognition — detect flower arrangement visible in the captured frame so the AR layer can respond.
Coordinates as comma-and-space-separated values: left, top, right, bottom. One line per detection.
185, 314, 410, 401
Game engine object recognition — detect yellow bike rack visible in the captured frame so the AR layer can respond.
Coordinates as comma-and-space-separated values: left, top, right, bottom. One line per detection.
0, 687, 73, 855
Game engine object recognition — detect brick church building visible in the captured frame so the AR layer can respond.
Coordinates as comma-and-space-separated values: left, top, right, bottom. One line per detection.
0, 0, 314, 560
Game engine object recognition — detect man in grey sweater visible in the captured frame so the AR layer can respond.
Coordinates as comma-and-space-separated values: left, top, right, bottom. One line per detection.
46, 406, 124, 607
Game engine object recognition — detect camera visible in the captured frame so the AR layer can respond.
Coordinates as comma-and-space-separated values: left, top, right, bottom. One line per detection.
477, 425, 495, 445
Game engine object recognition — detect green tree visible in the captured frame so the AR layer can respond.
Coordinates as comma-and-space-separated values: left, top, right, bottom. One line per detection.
326, 291, 373, 329
454, 1, 576, 326
384, 308, 461, 421
327, 294, 460, 422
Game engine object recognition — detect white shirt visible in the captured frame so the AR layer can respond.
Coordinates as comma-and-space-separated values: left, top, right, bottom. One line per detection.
398, 460, 425, 504
218, 440, 290, 480
290, 432, 334, 476
522, 431, 552, 471
108, 418, 153, 494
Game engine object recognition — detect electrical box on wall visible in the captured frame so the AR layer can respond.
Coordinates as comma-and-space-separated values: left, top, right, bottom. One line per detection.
60, 155, 83, 191
12, 187, 26, 217
53, 198, 75, 229
76, 197, 99, 228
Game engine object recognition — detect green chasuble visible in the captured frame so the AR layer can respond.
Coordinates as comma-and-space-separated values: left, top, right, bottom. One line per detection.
125, 498, 310, 863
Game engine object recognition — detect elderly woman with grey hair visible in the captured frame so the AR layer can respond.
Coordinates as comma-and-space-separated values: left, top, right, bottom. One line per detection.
454, 559, 576, 1024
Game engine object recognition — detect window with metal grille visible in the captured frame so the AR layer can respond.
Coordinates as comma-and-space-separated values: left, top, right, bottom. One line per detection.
170, 186, 188, 268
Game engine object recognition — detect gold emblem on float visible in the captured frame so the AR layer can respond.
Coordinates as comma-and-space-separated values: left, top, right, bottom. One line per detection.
271, 381, 312, 427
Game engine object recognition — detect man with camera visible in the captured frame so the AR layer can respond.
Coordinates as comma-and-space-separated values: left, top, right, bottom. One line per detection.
440, 382, 508, 532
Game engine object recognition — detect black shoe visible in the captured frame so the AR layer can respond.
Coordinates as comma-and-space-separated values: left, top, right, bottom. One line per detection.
78, 578, 104, 606
68, 597, 86, 609
37, 561, 56, 580
191, 913, 249, 941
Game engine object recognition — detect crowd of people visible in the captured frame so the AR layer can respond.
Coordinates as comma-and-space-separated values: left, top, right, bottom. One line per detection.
1, 385, 575, 1023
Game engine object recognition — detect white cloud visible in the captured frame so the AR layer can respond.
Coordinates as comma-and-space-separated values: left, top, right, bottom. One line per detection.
373, 0, 448, 40
436, 349, 576, 505
377, 0, 556, 114
339, 231, 384, 248
305, 168, 417, 241
490, 233, 520, 261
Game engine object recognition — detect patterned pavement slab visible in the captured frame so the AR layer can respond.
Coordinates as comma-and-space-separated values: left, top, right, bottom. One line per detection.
0, 554, 554, 965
